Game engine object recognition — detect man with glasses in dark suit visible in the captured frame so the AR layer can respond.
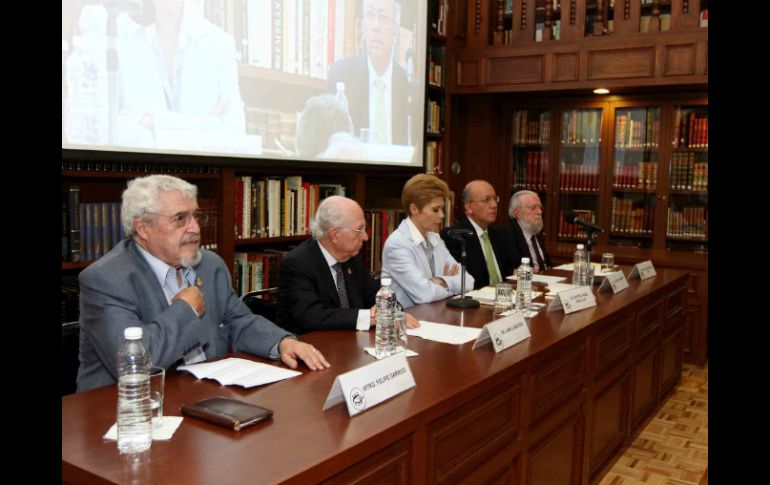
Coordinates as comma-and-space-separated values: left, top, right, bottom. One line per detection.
277, 196, 419, 334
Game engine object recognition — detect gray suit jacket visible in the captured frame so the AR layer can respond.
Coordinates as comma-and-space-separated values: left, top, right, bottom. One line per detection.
77, 239, 293, 392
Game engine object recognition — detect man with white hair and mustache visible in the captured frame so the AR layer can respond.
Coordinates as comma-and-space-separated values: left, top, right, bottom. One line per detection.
76, 175, 329, 392
501, 190, 552, 273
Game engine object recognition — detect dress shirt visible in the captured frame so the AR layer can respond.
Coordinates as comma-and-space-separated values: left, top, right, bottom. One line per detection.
367, 56, 393, 144
318, 243, 372, 331
468, 218, 502, 283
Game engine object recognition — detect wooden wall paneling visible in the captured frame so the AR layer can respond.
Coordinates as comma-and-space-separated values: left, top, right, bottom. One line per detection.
611, 0, 642, 34
487, 54, 545, 85
457, 58, 482, 87
560, 0, 587, 41
511, 0, 537, 44
630, 344, 661, 432
591, 309, 634, 384
427, 380, 522, 483
588, 373, 631, 478
659, 328, 684, 398
526, 408, 585, 485
320, 435, 413, 485
670, 0, 701, 30
529, 342, 587, 426
587, 46, 656, 80
466, 0, 491, 48
635, 296, 664, 343
552, 51, 580, 82
663, 43, 697, 77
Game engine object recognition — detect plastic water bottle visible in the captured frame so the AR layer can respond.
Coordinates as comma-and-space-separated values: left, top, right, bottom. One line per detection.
117, 327, 152, 454
516, 257, 533, 310
572, 244, 588, 286
375, 278, 396, 358
335, 81, 349, 115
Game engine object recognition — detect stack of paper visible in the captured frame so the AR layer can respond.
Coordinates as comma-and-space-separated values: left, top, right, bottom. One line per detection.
178, 358, 301, 388
407, 321, 481, 345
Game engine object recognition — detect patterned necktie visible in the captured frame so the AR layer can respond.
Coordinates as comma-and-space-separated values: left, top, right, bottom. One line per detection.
332, 263, 350, 309
424, 242, 435, 277
480, 232, 500, 285
531, 235, 547, 271
373, 77, 387, 143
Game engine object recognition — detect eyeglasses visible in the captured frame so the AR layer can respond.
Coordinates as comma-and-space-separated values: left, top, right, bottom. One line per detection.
337, 225, 367, 235
364, 10, 395, 25
523, 204, 544, 212
468, 195, 500, 205
146, 209, 209, 228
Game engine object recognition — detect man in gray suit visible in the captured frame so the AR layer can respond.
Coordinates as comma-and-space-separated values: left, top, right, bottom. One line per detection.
76, 175, 330, 392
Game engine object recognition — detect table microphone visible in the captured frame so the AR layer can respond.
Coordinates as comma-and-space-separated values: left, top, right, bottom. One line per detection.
565, 211, 604, 233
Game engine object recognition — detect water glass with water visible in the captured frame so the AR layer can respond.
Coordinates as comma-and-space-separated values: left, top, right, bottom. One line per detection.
394, 307, 407, 353
601, 253, 615, 272
493, 283, 513, 318
149, 366, 165, 428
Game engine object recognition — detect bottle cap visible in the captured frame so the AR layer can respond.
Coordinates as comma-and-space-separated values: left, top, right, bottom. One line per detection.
124, 327, 143, 340
576, 244, 584, 249
380, 277, 392, 286
336, 81, 345, 92
521, 257, 530, 264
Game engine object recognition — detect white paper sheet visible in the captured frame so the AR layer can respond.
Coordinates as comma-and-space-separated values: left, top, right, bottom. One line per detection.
545, 282, 583, 296
553, 262, 614, 276
178, 357, 301, 388
363, 347, 419, 359
462, 287, 543, 306
407, 321, 482, 344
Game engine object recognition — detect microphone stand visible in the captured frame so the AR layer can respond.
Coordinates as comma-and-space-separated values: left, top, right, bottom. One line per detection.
446, 235, 480, 308
584, 228, 601, 284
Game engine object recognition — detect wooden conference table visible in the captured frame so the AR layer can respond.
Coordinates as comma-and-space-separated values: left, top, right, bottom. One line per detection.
62, 267, 689, 485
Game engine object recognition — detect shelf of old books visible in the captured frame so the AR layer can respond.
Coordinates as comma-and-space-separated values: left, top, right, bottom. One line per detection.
511, 109, 551, 198
667, 104, 707, 252
608, 105, 660, 248
556, 107, 603, 242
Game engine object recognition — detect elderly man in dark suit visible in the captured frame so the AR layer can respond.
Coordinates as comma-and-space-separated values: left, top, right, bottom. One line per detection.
325, 0, 414, 146
440, 180, 515, 289
77, 175, 329, 392
277, 196, 418, 334
501, 190, 552, 273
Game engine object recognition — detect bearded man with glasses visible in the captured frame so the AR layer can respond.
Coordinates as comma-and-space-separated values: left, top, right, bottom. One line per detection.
76, 175, 329, 392
499, 190, 552, 273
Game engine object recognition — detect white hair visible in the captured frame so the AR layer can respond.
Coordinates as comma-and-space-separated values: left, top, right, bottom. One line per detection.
310, 195, 356, 238
121, 175, 198, 237
508, 190, 538, 219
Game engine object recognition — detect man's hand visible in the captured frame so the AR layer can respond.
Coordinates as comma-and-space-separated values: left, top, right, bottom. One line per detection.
173, 287, 205, 317
279, 338, 331, 371
405, 312, 420, 329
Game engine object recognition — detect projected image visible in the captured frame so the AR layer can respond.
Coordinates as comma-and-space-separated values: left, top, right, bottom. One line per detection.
62, 0, 427, 167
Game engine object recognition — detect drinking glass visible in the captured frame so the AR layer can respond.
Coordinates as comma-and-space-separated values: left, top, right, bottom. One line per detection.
493, 283, 513, 318
601, 253, 615, 272
149, 366, 165, 428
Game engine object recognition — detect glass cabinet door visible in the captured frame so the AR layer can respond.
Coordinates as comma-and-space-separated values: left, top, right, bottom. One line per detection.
609, 106, 660, 249
557, 107, 602, 242
511, 109, 551, 196
667, 104, 708, 253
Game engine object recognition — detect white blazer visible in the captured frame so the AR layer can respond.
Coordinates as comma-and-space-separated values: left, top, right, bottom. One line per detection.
382, 219, 475, 308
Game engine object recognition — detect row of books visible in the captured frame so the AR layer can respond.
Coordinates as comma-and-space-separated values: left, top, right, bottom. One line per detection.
512, 111, 551, 145
234, 175, 346, 240
245, 106, 296, 152
613, 161, 658, 190
639, 14, 671, 33
362, 209, 407, 275
535, 20, 562, 42
61, 160, 221, 174
425, 141, 444, 175
512, 151, 549, 190
559, 163, 600, 191
203, 0, 358, 79
667, 207, 708, 239
557, 209, 596, 239
426, 99, 444, 135
614, 111, 660, 148
428, 46, 446, 87
233, 250, 287, 296
561, 110, 602, 145
611, 198, 654, 235
670, 153, 707, 191
673, 109, 708, 148
429, 0, 450, 36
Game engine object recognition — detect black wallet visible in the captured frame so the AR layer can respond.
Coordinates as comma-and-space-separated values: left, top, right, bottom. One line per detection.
181, 396, 273, 431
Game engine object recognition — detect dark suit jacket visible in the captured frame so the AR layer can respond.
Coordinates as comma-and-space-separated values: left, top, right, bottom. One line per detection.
440, 217, 513, 289
77, 240, 292, 392
496, 219, 552, 271
276, 239, 380, 335
326, 53, 411, 145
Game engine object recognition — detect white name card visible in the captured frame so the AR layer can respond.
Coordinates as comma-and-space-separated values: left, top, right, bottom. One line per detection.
629, 260, 656, 280
547, 286, 597, 314
598, 271, 629, 294
322, 352, 415, 416
472, 312, 531, 352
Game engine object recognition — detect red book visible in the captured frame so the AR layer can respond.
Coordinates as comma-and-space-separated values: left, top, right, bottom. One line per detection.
688, 112, 696, 148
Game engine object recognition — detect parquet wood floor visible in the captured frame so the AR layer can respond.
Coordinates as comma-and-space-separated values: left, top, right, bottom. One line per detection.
598, 363, 708, 485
